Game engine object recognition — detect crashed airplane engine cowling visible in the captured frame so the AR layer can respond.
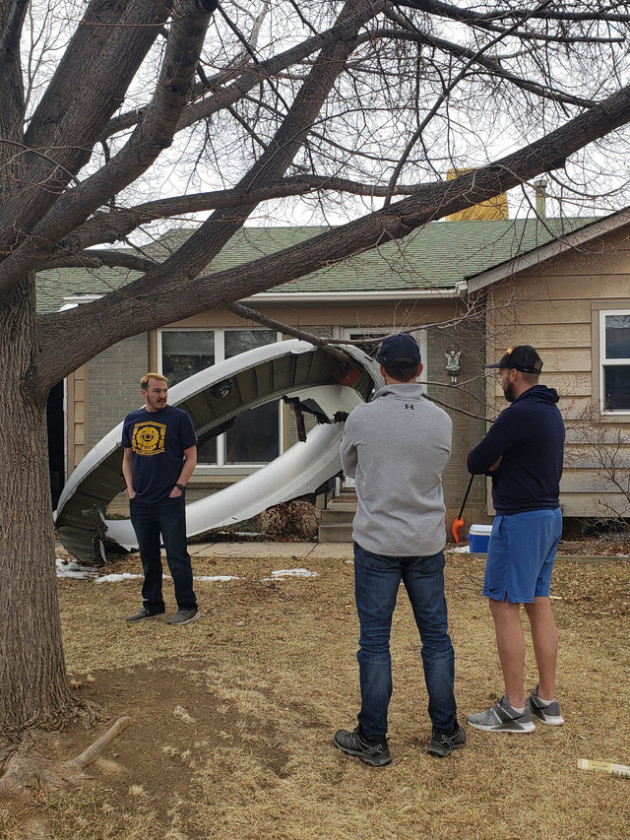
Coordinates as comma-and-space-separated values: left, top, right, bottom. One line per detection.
54, 340, 382, 563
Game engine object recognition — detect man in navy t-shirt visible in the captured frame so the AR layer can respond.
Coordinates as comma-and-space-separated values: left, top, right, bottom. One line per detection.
122, 373, 199, 625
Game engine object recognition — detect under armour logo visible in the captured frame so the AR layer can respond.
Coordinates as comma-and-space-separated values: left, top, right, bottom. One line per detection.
404, 404, 414, 410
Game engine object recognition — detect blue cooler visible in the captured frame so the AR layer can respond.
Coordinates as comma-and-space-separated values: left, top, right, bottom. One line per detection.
468, 524, 493, 553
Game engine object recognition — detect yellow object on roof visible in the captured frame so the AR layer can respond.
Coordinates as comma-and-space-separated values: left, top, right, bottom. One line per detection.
445, 168, 508, 221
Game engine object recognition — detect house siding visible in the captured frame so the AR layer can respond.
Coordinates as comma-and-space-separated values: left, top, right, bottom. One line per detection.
87, 335, 149, 450
66, 365, 88, 471
484, 225, 630, 519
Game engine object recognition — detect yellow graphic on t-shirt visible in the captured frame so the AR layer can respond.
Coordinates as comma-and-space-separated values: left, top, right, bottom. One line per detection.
132, 421, 167, 456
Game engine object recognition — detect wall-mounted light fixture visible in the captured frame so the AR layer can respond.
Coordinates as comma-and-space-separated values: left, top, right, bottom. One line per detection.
445, 349, 461, 384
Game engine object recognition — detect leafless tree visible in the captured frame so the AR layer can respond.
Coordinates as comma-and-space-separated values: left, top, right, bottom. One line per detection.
567, 403, 630, 525
3, 0, 630, 741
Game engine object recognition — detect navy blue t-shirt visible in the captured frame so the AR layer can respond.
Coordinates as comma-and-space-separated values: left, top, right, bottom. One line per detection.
467, 385, 565, 515
122, 405, 197, 504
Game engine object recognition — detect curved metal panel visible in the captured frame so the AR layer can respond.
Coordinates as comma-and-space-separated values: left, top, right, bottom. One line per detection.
55, 340, 381, 561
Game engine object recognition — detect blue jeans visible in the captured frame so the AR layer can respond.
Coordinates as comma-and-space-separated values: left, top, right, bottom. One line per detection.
129, 496, 197, 612
354, 543, 457, 738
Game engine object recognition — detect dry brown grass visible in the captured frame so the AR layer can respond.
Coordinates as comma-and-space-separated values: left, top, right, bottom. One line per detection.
1, 550, 629, 839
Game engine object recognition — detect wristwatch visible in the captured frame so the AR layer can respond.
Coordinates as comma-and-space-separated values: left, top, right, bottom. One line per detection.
175, 483, 186, 492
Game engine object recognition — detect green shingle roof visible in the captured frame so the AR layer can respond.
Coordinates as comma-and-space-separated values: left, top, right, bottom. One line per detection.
36, 217, 600, 313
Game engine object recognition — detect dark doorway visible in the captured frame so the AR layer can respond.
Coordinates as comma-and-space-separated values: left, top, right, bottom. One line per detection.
47, 381, 65, 508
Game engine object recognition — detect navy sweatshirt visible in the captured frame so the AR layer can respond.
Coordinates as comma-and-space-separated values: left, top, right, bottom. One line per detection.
467, 385, 565, 515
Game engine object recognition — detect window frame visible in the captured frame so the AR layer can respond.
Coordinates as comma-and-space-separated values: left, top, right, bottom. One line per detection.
342, 327, 428, 386
596, 307, 630, 417
157, 327, 283, 472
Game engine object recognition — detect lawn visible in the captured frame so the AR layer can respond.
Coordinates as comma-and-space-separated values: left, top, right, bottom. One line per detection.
1, 549, 628, 839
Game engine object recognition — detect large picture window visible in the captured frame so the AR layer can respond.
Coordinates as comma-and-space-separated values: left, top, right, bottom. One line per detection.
160, 328, 280, 465
600, 311, 630, 413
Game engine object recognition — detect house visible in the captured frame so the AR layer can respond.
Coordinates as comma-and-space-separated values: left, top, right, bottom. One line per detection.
41, 208, 630, 529
468, 209, 630, 520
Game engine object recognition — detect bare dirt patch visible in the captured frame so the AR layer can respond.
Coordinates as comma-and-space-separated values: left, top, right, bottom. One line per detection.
1, 548, 629, 839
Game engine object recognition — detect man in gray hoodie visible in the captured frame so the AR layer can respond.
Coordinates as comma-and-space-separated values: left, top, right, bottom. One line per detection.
334, 333, 465, 767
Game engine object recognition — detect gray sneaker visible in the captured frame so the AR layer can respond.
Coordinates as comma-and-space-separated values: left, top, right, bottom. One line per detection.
428, 723, 467, 757
126, 607, 164, 622
467, 694, 535, 733
334, 727, 391, 766
527, 687, 564, 725
167, 608, 200, 626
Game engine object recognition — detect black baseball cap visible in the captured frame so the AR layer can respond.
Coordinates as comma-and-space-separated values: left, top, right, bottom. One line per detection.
486, 345, 543, 374
379, 333, 421, 368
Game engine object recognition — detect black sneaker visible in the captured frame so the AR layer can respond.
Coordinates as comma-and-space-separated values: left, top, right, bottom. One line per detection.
428, 723, 467, 757
126, 607, 164, 622
167, 608, 200, 626
334, 727, 391, 767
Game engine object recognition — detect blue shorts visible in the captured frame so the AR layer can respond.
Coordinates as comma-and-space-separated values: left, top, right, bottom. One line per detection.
483, 509, 562, 604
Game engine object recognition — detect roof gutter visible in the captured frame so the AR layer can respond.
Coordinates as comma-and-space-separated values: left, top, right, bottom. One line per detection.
244, 286, 464, 304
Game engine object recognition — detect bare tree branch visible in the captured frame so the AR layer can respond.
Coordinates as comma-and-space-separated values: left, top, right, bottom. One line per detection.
393, 0, 630, 30
1, 0, 172, 243
35, 73, 630, 388
0, 0, 28, 166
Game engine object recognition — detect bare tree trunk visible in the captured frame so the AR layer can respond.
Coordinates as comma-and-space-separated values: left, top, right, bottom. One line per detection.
0, 278, 74, 735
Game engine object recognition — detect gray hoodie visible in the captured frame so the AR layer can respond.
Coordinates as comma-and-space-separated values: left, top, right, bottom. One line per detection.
340, 384, 452, 557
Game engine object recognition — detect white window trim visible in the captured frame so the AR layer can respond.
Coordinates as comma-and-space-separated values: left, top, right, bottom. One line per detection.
598, 309, 630, 416
339, 326, 428, 386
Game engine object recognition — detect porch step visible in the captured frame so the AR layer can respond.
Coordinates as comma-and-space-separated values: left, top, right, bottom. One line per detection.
318, 523, 354, 543
318, 491, 357, 543
320, 506, 356, 523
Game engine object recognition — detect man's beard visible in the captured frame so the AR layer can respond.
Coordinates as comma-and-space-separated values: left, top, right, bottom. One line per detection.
503, 381, 516, 403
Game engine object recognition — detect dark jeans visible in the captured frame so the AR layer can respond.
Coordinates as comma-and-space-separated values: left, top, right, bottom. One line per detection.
129, 495, 197, 612
354, 543, 457, 738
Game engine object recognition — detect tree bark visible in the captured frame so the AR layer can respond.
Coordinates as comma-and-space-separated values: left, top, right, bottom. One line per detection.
0, 279, 73, 735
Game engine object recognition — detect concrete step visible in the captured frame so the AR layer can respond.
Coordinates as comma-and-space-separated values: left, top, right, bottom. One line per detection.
318, 522, 354, 543
318, 492, 356, 542
320, 507, 356, 524
325, 501, 357, 511
335, 492, 357, 503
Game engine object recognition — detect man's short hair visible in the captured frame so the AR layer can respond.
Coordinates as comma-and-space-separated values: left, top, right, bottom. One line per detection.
140, 372, 168, 389
383, 363, 420, 382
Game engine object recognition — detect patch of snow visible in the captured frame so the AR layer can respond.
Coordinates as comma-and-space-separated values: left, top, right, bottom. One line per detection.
56, 558, 100, 579
56, 559, 317, 584
265, 568, 318, 580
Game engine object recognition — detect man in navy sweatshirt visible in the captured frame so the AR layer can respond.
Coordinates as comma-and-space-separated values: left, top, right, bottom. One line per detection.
466, 345, 566, 734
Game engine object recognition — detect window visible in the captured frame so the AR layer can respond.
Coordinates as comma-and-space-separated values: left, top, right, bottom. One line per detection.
159, 328, 280, 465
162, 330, 215, 386
600, 311, 630, 413
345, 329, 427, 384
